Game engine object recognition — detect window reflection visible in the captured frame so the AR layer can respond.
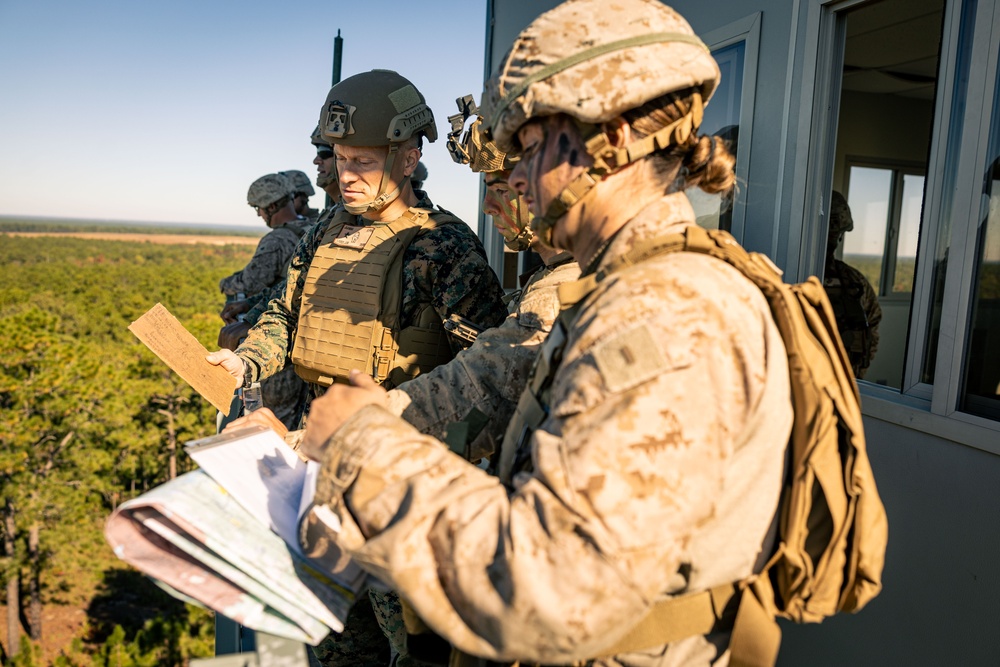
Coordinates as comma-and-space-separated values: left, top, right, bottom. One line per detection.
690, 41, 745, 232
826, 190, 883, 379
961, 81, 1000, 418
832, 0, 944, 389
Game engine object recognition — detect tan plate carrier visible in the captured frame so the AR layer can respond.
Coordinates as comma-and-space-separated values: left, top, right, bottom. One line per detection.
292, 206, 457, 388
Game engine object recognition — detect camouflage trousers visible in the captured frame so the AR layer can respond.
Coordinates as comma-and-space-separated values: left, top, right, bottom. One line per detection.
312, 588, 447, 667
261, 364, 309, 431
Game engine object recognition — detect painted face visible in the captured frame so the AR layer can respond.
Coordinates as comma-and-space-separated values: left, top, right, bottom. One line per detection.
483, 170, 520, 238
509, 115, 591, 250
483, 170, 533, 251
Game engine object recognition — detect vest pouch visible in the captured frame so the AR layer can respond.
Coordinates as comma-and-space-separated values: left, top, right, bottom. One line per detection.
388, 324, 453, 387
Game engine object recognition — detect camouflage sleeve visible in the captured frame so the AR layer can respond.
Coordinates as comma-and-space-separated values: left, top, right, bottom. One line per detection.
386, 262, 580, 461
862, 277, 882, 371
218, 232, 289, 296
244, 280, 284, 326
401, 222, 508, 333
308, 255, 791, 664
236, 220, 329, 382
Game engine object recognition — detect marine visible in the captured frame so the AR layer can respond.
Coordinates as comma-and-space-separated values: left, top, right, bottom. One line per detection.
218, 172, 311, 430
824, 190, 882, 378
281, 168, 322, 221
294, 2, 794, 665
208, 69, 508, 666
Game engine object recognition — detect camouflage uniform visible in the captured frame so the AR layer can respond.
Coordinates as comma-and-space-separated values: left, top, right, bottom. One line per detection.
824, 192, 882, 379
304, 196, 793, 666
824, 259, 882, 379
299, 2, 799, 665
235, 193, 508, 403
219, 218, 312, 296
221, 218, 313, 430
385, 253, 579, 462
237, 193, 506, 667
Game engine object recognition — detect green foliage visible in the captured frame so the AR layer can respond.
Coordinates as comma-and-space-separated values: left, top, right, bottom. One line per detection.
8, 637, 40, 667
89, 606, 213, 667
0, 217, 262, 237
0, 235, 252, 663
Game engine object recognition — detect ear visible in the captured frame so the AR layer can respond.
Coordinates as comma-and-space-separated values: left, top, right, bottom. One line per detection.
401, 145, 421, 177
603, 117, 631, 148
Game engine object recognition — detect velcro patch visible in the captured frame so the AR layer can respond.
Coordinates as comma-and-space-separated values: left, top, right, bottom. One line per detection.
592, 324, 669, 393
333, 225, 374, 250
388, 85, 421, 113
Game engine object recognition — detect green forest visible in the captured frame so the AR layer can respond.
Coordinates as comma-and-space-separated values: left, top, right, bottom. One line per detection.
0, 232, 253, 665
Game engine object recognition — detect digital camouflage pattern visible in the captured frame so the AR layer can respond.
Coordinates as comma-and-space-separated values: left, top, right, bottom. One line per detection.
235, 195, 505, 666
311, 593, 390, 667
304, 253, 580, 667
824, 259, 882, 379
219, 219, 312, 297
825, 191, 881, 379
303, 193, 794, 666
282, 169, 316, 197
247, 173, 294, 208
235, 193, 507, 402
386, 255, 579, 462
481, 0, 719, 150
220, 218, 313, 431
242, 207, 342, 325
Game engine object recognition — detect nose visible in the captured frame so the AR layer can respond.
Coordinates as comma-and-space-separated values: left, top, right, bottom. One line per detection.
313, 155, 322, 166
509, 160, 528, 196
482, 191, 501, 217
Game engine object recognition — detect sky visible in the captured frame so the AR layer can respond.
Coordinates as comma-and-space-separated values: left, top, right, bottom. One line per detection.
0, 0, 489, 229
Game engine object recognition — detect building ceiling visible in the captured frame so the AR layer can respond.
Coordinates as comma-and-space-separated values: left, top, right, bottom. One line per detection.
842, 0, 945, 100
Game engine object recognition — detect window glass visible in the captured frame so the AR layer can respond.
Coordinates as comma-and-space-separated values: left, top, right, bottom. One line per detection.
893, 174, 924, 294
920, 0, 977, 386
845, 166, 892, 293
960, 57, 1000, 419
690, 41, 744, 232
831, 0, 945, 388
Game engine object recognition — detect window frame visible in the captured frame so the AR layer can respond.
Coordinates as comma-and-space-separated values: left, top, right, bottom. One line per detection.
842, 157, 927, 302
700, 12, 762, 246
799, 0, 1000, 447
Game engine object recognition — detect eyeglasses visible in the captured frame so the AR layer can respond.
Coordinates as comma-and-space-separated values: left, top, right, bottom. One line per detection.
316, 149, 334, 160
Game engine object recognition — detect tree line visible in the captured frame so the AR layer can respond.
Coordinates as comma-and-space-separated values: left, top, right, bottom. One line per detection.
0, 234, 252, 665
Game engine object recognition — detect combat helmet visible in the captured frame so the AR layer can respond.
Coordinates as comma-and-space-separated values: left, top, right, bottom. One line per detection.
829, 191, 854, 237
318, 69, 436, 214
311, 125, 337, 189
247, 173, 293, 210
481, 0, 720, 245
447, 94, 532, 251
280, 169, 315, 198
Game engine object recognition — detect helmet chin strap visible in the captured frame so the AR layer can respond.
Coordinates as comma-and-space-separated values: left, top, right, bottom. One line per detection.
503, 193, 535, 251
531, 93, 704, 250
343, 144, 404, 215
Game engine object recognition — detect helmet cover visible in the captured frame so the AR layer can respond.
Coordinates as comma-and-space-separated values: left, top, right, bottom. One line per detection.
482, 0, 720, 150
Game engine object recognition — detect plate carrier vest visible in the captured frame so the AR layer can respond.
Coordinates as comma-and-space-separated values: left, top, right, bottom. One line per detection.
291, 206, 459, 388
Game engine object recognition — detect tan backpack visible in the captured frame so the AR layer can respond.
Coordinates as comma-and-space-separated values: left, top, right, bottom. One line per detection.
584, 225, 889, 666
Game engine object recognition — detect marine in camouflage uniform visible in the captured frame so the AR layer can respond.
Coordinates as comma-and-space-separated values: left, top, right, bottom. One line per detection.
282, 168, 323, 221
210, 71, 507, 667
220, 172, 312, 430
294, 2, 794, 665
824, 191, 882, 379
232, 125, 345, 331
384, 99, 580, 464
220, 173, 312, 297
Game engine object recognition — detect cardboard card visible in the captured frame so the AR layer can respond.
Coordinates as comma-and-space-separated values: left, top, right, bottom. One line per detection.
129, 303, 237, 415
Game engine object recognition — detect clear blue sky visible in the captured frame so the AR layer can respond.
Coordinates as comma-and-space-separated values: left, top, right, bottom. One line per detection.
0, 0, 488, 228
